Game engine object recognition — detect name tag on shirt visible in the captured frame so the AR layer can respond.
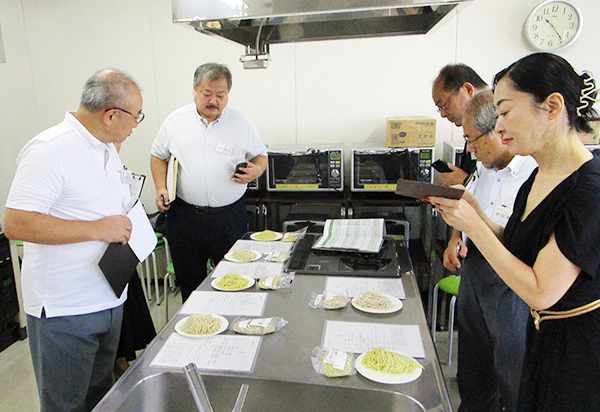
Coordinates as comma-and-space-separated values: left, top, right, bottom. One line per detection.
493, 205, 512, 227
120, 169, 134, 184
216, 142, 234, 156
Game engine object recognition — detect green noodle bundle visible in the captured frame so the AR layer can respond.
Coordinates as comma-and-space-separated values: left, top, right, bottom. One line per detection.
181, 314, 222, 335
362, 348, 423, 374
215, 273, 250, 290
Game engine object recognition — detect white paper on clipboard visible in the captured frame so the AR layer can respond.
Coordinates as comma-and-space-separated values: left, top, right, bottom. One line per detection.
166, 156, 178, 205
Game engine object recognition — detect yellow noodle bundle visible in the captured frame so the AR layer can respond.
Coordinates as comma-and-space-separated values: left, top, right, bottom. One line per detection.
215, 273, 250, 290
253, 230, 278, 240
181, 314, 222, 335
362, 348, 423, 374
258, 275, 280, 290
231, 249, 258, 261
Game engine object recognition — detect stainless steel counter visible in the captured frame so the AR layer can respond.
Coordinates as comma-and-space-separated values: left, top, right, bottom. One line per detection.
93, 242, 452, 412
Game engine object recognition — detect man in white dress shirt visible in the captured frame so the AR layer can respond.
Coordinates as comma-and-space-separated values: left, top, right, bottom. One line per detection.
151, 63, 267, 301
442, 90, 537, 412
4, 69, 143, 412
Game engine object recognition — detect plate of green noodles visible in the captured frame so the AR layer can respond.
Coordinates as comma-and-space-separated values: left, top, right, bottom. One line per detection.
356, 348, 423, 384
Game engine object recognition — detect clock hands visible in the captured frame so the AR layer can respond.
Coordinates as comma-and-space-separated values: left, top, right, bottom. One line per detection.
544, 18, 563, 41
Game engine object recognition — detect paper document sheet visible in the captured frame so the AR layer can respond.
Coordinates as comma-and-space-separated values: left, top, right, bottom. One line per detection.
179, 291, 267, 316
150, 333, 261, 372
325, 277, 406, 299
210, 261, 285, 279
322, 321, 425, 358
313, 219, 385, 253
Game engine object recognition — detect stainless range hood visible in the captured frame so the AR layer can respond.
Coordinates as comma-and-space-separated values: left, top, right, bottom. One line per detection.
172, 0, 473, 68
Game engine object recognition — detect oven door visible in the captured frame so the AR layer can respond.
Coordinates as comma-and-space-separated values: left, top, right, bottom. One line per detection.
267, 150, 338, 191
353, 148, 431, 191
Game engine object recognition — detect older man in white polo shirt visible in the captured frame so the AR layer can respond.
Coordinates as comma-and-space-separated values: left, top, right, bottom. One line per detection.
151, 62, 268, 302
4, 69, 143, 412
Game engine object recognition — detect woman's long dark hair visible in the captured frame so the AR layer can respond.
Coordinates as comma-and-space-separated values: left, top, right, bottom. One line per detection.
493, 53, 598, 134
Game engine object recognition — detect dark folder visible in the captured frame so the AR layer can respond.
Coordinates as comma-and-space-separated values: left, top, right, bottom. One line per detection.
98, 242, 139, 298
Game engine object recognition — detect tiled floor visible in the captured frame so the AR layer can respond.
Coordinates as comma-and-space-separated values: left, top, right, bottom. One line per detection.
0, 285, 461, 412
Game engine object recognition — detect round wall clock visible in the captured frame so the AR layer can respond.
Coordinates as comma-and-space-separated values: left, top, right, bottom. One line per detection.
524, 0, 583, 51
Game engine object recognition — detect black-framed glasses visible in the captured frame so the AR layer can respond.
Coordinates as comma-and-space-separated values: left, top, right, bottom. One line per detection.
105, 107, 145, 124
463, 130, 490, 146
436, 88, 460, 114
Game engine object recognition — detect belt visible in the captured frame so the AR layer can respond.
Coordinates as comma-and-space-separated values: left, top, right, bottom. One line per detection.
179, 198, 241, 215
530, 298, 600, 331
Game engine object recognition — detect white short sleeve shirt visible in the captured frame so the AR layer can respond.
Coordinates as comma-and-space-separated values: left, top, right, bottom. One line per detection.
151, 104, 267, 207
469, 155, 538, 227
5, 112, 131, 318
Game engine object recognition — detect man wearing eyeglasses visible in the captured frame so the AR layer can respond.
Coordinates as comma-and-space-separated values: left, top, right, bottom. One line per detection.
432, 64, 489, 186
441, 91, 537, 412
151, 63, 267, 302
4, 69, 144, 411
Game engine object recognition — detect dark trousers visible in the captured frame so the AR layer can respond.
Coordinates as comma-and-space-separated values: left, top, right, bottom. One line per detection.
166, 197, 248, 302
456, 243, 529, 412
28, 305, 124, 412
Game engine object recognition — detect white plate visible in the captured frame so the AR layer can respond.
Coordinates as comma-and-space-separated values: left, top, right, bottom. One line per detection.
250, 231, 283, 242
356, 351, 422, 384
211, 274, 255, 291
175, 314, 229, 338
351, 293, 403, 314
224, 250, 262, 262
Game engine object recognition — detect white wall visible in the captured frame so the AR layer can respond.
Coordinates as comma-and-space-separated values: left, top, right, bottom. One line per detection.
1, 0, 599, 221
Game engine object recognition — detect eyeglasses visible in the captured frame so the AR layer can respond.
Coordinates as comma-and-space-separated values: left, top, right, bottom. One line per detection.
463, 130, 490, 146
105, 107, 145, 124
436, 88, 460, 114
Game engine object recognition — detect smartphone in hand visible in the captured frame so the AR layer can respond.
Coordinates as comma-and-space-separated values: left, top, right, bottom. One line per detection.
432, 159, 453, 173
234, 162, 248, 176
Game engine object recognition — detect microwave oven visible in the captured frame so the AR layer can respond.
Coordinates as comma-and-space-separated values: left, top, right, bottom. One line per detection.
351, 146, 434, 192
443, 140, 465, 165
267, 145, 343, 191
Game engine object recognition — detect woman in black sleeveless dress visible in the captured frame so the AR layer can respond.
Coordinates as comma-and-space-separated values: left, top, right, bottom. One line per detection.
429, 53, 600, 412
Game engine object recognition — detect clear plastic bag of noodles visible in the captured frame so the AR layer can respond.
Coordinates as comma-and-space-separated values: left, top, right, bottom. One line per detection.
257, 272, 294, 290
309, 291, 351, 310
231, 317, 288, 335
311, 347, 356, 378
281, 226, 308, 243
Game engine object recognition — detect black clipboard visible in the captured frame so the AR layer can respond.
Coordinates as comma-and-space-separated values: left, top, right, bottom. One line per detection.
394, 178, 464, 200
98, 243, 139, 298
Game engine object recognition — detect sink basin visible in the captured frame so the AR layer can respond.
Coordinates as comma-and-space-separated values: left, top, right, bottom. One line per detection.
100, 372, 426, 412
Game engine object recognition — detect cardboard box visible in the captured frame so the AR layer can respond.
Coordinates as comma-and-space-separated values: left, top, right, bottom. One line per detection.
580, 120, 600, 145
387, 117, 436, 147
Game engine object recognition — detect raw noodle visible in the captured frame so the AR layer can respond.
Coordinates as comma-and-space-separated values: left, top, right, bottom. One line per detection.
253, 230, 278, 240
215, 273, 250, 290
181, 314, 222, 335
231, 249, 258, 261
362, 348, 422, 374
354, 292, 391, 310
323, 295, 350, 309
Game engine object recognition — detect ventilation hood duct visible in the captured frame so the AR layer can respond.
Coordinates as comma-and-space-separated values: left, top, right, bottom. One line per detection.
172, 0, 473, 69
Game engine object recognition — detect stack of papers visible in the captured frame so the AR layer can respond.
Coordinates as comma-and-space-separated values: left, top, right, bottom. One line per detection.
312, 219, 385, 253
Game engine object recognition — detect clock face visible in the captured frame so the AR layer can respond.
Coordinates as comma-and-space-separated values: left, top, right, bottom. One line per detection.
525, 1, 583, 51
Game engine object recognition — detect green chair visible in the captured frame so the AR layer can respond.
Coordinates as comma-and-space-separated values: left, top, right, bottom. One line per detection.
431, 275, 461, 365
